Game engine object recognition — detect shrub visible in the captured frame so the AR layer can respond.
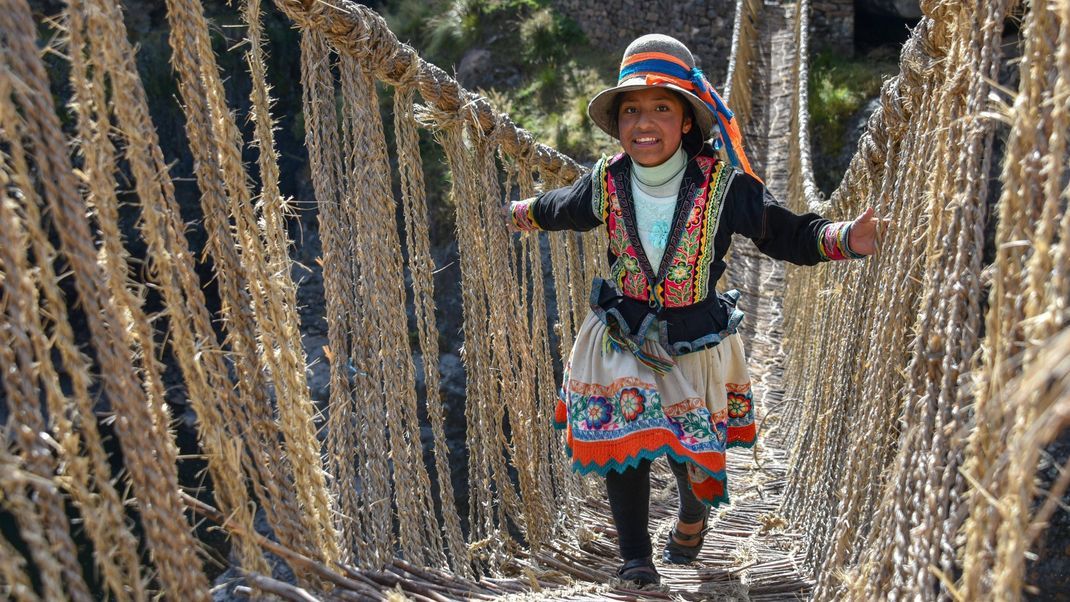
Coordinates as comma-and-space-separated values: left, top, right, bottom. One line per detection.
519, 7, 585, 68
809, 49, 897, 158
425, 0, 483, 65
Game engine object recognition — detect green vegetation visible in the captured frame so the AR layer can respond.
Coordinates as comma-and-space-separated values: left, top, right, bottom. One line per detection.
809, 48, 898, 158
482, 62, 619, 161
374, 0, 622, 244
382, 0, 620, 163
808, 48, 899, 194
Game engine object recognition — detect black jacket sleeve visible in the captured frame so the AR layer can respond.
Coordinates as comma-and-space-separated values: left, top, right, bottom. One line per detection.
528, 171, 603, 232
724, 171, 830, 266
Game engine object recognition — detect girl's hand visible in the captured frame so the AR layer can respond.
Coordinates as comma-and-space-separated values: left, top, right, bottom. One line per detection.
848, 207, 890, 256
502, 203, 519, 233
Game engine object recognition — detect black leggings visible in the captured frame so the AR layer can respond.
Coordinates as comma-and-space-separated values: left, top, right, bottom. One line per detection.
604, 457, 709, 561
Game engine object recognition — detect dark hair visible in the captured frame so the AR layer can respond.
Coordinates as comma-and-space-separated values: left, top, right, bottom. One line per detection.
672, 91, 706, 156
681, 119, 704, 156
611, 89, 705, 156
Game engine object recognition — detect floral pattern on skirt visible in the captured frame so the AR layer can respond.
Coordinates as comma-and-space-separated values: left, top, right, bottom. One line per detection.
554, 312, 756, 507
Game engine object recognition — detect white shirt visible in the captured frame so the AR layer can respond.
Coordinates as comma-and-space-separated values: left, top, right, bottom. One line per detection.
630, 145, 686, 271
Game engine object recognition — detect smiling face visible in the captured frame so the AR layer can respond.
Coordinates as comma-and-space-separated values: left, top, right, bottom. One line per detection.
616, 88, 693, 167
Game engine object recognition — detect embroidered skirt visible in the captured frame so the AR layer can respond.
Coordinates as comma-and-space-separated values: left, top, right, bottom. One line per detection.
554, 312, 757, 507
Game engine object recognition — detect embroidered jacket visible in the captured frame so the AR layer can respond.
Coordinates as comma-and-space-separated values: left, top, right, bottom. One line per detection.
512, 143, 861, 355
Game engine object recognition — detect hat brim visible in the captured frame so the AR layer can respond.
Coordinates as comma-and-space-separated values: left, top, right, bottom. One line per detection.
587, 78, 717, 141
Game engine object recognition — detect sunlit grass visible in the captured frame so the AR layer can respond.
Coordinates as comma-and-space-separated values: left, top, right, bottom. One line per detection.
383, 0, 620, 163
809, 49, 898, 157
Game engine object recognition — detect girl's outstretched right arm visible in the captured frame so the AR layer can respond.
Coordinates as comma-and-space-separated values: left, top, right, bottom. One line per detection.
507, 168, 604, 233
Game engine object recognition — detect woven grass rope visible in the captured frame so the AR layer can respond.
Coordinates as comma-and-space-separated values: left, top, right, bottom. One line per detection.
165, 0, 340, 566
3, 0, 210, 597
2, 0, 1068, 599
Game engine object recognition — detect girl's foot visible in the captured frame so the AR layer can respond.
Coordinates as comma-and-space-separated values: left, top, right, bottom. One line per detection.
663, 518, 709, 564
616, 556, 661, 587
671, 519, 705, 545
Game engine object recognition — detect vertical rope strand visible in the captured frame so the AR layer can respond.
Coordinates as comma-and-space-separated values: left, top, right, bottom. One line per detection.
0, 165, 93, 602
299, 32, 370, 565
393, 86, 469, 573
1, 1, 210, 596
164, 0, 339, 563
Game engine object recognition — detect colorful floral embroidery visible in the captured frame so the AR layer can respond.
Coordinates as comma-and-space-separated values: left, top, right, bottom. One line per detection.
817, 221, 865, 261
664, 397, 706, 417
661, 175, 707, 308
659, 158, 733, 308
619, 387, 646, 421
609, 213, 630, 255
665, 279, 693, 308
725, 383, 756, 446
694, 162, 733, 300
586, 396, 614, 429
667, 261, 692, 283
562, 373, 742, 507
605, 169, 651, 302
727, 391, 752, 418
622, 271, 647, 298
601, 154, 735, 309
591, 156, 613, 222
511, 199, 540, 231
568, 391, 588, 420
714, 421, 728, 443
686, 202, 704, 229
667, 417, 687, 440
676, 411, 715, 441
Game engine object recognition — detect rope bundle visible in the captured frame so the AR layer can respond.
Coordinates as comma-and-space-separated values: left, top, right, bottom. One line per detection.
777, 0, 1070, 599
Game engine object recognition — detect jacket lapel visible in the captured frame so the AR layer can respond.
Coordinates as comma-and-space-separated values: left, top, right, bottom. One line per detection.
608, 157, 659, 285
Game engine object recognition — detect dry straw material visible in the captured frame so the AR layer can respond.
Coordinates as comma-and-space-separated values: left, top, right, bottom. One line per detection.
2, 0, 210, 597
1, 0, 1068, 599
776, 0, 1070, 599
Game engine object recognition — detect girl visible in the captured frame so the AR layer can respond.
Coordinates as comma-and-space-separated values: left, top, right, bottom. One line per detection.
508, 34, 880, 585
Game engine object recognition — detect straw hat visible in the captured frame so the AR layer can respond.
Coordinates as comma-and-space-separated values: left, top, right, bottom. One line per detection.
586, 33, 759, 180
587, 34, 717, 140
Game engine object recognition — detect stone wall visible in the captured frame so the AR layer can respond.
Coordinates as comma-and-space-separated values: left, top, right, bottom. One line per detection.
812, 0, 854, 55
550, 0, 737, 83
551, 0, 855, 71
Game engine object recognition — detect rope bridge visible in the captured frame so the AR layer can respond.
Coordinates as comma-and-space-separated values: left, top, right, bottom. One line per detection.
0, 0, 1066, 599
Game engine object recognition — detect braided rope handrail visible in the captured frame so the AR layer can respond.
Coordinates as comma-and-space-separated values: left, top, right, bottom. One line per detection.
774, 2, 1069, 601
724, 0, 761, 127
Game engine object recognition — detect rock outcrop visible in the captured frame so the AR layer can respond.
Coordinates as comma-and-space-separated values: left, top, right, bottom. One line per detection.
858, 0, 922, 19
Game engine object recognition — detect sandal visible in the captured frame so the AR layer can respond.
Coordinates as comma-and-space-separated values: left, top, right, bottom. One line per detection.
662, 520, 710, 564
616, 556, 661, 586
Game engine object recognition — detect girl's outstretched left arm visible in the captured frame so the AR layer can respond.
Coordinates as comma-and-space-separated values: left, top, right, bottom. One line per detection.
725, 171, 886, 264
